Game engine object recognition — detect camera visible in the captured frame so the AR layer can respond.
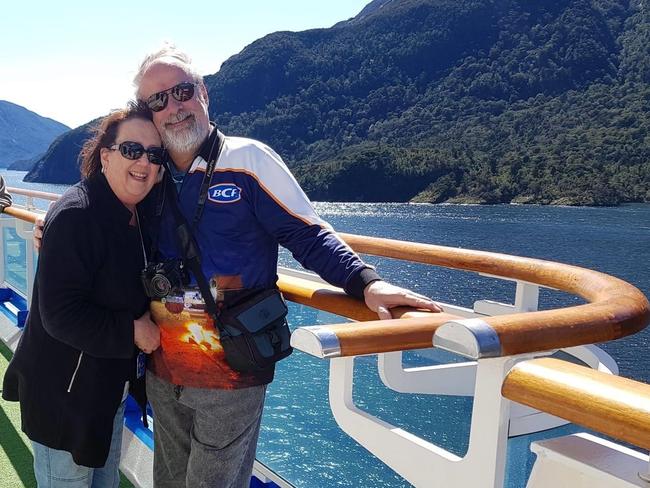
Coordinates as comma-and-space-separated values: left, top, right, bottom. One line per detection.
141, 259, 189, 299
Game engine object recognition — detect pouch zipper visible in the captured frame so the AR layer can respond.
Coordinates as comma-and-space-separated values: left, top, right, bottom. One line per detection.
67, 351, 84, 393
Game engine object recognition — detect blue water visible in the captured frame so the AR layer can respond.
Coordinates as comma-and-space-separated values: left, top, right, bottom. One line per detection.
3, 170, 650, 487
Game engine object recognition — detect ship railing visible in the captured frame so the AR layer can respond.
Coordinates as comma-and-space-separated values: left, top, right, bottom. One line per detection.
1, 193, 650, 487
285, 234, 650, 487
7, 187, 60, 209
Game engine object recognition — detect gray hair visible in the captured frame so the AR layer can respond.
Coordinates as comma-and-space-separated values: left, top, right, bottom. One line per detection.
133, 43, 204, 98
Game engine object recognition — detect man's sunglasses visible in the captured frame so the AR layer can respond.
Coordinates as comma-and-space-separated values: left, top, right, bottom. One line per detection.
108, 141, 166, 165
144, 82, 196, 112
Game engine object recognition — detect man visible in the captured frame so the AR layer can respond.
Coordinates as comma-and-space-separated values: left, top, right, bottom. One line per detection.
134, 45, 441, 487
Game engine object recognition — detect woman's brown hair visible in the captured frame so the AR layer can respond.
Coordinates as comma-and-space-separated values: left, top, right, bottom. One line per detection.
79, 101, 153, 179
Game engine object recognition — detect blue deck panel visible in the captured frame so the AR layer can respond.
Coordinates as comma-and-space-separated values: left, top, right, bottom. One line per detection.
0, 287, 28, 327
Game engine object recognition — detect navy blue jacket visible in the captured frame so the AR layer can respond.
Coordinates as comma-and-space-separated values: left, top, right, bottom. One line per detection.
154, 129, 379, 296
144, 129, 379, 388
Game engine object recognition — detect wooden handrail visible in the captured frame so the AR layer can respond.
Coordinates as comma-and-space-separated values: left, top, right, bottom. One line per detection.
2, 204, 648, 358
277, 273, 461, 357
331, 233, 650, 357
277, 273, 442, 322
502, 357, 650, 451
3, 206, 41, 224
7, 187, 61, 201
278, 273, 377, 321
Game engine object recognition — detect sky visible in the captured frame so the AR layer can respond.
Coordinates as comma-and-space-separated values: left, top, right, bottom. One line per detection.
0, 0, 371, 128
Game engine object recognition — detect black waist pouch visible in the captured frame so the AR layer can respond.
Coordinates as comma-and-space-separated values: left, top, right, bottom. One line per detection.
218, 288, 293, 373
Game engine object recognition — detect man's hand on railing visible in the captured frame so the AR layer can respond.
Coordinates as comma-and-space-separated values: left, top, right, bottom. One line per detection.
363, 280, 443, 320
33, 216, 44, 251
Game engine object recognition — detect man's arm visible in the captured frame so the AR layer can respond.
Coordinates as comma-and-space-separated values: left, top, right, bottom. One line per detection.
247, 142, 441, 318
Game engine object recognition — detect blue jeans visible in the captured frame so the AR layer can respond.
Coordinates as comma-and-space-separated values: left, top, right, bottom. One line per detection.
31, 400, 126, 488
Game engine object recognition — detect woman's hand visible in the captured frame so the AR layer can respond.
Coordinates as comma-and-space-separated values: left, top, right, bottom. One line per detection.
33, 216, 45, 251
134, 311, 160, 354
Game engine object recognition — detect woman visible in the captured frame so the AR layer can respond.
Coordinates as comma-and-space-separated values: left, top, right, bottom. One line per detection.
2, 103, 162, 487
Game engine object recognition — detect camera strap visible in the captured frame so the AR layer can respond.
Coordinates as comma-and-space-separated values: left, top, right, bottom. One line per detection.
192, 129, 225, 229
160, 168, 222, 324
158, 135, 293, 372
152, 128, 224, 275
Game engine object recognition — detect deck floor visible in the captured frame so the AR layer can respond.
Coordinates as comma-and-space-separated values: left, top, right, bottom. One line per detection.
0, 342, 134, 488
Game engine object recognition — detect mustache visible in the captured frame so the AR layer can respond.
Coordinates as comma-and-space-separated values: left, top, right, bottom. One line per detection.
164, 111, 193, 126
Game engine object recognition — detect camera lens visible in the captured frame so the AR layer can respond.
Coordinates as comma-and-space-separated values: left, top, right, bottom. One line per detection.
150, 275, 172, 298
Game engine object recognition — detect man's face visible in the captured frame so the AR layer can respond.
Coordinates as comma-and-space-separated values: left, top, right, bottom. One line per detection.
138, 62, 211, 158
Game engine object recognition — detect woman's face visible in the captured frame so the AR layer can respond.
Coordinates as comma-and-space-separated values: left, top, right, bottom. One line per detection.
100, 118, 162, 210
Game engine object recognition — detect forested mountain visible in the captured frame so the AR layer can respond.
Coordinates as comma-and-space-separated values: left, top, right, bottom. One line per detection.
0, 101, 69, 168
24, 123, 94, 183
27, 0, 650, 205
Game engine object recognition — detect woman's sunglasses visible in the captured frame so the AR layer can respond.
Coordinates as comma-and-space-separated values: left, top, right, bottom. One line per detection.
108, 141, 166, 165
144, 82, 196, 112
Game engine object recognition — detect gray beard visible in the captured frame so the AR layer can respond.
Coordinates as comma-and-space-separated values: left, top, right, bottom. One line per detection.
161, 115, 206, 155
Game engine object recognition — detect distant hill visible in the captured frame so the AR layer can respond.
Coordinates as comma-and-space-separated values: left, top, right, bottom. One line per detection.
24, 122, 94, 183
0, 101, 69, 169
8, 156, 39, 171
26, 0, 650, 205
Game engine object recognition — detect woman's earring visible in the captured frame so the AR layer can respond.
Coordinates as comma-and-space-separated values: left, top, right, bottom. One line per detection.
101, 165, 105, 174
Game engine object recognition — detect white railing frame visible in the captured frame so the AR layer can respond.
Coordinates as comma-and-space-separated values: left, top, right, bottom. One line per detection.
0, 215, 37, 305
639, 453, 650, 483
377, 280, 616, 437
527, 433, 650, 488
330, 352, 548, 487
288, 264, 629, 486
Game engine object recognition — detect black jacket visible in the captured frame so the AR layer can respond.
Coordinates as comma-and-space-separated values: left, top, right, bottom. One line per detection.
2, 175, 149, 467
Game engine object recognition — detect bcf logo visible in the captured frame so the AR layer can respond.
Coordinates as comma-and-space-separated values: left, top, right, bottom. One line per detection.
208, 183, 242, 203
